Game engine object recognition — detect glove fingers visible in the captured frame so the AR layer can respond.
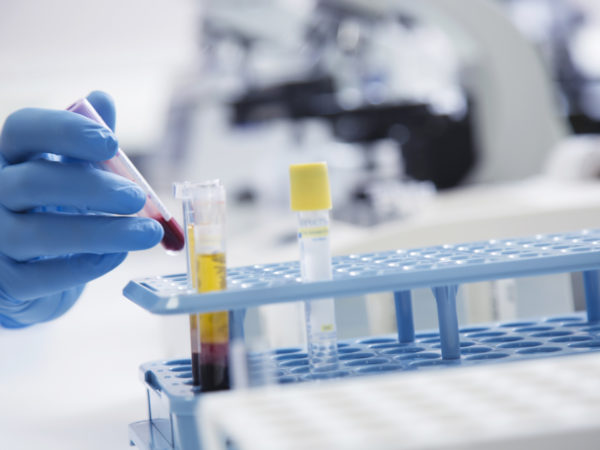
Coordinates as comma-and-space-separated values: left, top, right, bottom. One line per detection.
87, 91, 116, 131
0, 253, 125, 301
0, 209, 163, 261
0, 108, 118, 164
0, 159, 146, 214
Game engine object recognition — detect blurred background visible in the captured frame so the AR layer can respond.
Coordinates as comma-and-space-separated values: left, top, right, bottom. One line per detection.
2, 0, 600, 448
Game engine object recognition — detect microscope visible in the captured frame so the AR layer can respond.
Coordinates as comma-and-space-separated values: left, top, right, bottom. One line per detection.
163, 0, 566, 225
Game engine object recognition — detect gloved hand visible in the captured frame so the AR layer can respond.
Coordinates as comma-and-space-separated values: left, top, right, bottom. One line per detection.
0, 91, 163, 328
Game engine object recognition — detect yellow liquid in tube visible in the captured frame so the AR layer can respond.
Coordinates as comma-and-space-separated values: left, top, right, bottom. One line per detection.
187, 225, 230, 390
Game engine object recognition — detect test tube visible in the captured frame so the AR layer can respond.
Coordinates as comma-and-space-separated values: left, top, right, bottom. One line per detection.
289, 162, 339, 371
67, 98, 185, 252
174, 180, 230, 391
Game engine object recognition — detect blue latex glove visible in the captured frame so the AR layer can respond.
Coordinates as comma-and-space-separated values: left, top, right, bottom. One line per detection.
0, 91, 163, 328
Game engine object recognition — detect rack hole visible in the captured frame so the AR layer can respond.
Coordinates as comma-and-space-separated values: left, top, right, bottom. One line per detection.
410, 359, 462, 368
459, 327, 490, 333
272, 348, 302, 355
355, 364, 399, 374
545, 317, 583, 323
165, 359, 191, 366
370, 343, 406, 350
359, 337, 396, 345
530, 331, 572, 337
517, 347, 562, 354
481, 336, 523, 343
515, 326, 554, 332
274, 353, 308, 361
339, 352, 374, 361
338, 347, 362, 354
346, 358, 389, 367
500, 321, 536, 328
563, 322, 595, 328
569, 341, 600, 348
175, 372, 193, 379
396, 352, 440, 361
461, 346, 492, 354
382, 346, 425, 355
169, 366, 192, 372
303, 370, 350, 380
498, 341, 542, 349
468, 331, 506, 338
280, 359, 309, 368
278, 376, 297, 384
466, 353, 509, 360
550, 336, 592, 343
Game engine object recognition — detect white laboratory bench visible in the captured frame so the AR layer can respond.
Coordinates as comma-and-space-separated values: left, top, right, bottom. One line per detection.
2, 176, 600, 449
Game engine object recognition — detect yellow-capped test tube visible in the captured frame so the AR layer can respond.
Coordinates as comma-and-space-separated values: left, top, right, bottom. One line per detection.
289, 162, 339, 371
175, 180, 229, 391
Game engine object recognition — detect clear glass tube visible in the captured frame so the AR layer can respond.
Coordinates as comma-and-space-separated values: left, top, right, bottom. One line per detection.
297, 209, 338, 371
68, 98, 184, 252
174, 180, 229, 391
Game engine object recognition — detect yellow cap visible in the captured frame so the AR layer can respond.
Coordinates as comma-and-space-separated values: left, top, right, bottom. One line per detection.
289, 162, 332, 211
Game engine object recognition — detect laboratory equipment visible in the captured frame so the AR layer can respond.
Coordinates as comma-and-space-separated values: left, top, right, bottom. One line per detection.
289, 162, 338, 371
126, 228, 600, 449
166, 0, 570, 208
67, 98, 185, 252
174, 180, 229, 391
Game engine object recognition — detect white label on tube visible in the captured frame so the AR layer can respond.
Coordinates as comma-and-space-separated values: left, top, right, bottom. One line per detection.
298, 226, 332, 282
299, 222, 336, 336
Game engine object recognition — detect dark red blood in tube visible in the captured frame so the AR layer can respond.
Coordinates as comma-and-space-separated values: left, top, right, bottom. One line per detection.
199, 342, 230, 392
154, 216, 185, 251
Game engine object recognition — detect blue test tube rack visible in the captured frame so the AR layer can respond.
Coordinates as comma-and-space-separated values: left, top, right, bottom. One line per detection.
125, 229, 600, 450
